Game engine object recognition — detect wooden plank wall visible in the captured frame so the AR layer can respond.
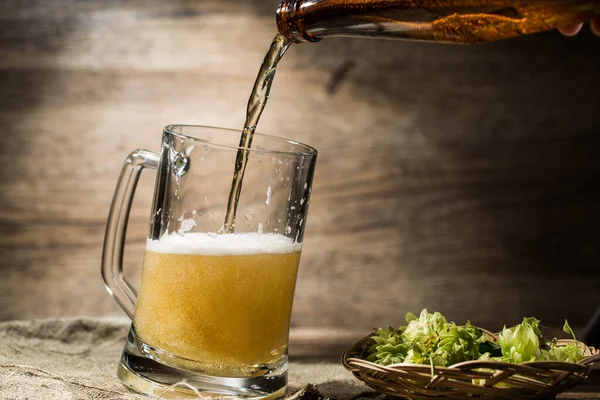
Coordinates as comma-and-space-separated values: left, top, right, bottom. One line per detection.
1, 0, 599, 335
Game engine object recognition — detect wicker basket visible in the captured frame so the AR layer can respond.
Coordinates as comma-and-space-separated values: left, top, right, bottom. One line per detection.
342, 332, 600, 400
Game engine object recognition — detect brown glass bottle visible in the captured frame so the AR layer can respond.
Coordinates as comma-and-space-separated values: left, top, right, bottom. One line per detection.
276, 0, 600, 44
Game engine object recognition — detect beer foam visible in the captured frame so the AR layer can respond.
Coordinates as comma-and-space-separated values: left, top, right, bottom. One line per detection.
146, 232, 302, 255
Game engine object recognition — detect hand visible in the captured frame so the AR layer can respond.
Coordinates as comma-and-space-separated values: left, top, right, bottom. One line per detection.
558, 18, 600, 36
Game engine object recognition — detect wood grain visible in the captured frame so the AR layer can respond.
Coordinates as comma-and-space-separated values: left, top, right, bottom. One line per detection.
1, 0, 600, 342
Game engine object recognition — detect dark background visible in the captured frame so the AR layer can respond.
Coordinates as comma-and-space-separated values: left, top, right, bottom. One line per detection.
1, 0, 599, 341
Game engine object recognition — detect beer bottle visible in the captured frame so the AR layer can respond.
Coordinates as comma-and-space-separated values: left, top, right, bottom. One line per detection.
276, 0, 600, 44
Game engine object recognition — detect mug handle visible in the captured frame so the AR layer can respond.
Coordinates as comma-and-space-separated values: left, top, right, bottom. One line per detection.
102, 149, 160, 319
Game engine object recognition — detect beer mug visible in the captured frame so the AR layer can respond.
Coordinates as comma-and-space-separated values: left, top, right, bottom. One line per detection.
102, 125, 317, 399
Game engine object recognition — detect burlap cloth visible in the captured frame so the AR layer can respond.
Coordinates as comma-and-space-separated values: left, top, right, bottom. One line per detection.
0, 318, 380, 400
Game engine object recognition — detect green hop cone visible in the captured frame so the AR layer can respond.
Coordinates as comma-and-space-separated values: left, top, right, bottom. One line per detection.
498, 317, 542, 363
437, 322, 483, 366
541, 320, 584, 363
367, 326, 409, 365
543, 343, 584, 363
401, 309, 446, 351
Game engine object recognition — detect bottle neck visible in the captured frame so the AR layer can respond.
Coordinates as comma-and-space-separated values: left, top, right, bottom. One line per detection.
276, 0, 321, 44
277, 0, 384, 44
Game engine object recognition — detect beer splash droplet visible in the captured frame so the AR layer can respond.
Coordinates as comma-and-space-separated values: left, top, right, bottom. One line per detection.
177, 218, 196, 235
265, 186, 272, 206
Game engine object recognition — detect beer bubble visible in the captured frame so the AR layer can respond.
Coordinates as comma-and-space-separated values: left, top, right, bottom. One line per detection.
284, 226, 292, 235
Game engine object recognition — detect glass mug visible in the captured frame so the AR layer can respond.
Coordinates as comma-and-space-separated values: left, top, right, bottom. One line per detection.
102, 125, 317, 399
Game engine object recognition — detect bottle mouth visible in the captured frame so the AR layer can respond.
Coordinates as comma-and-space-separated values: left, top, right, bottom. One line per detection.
276, 0, 322, 44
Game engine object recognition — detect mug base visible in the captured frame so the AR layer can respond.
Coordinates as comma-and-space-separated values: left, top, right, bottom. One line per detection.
117, 327, 287, 399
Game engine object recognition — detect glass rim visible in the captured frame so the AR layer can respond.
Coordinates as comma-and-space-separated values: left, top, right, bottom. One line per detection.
164, 124, 318, 157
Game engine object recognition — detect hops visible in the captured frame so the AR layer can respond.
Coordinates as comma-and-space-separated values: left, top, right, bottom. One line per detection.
497, 317, 584, 363
366, 326, 408, 365
497, 317, 542, 363
367, 309, 484, 367
366, 310, 584, 368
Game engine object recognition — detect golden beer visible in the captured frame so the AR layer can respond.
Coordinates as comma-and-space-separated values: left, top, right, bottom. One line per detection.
133, 232, 301, 376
